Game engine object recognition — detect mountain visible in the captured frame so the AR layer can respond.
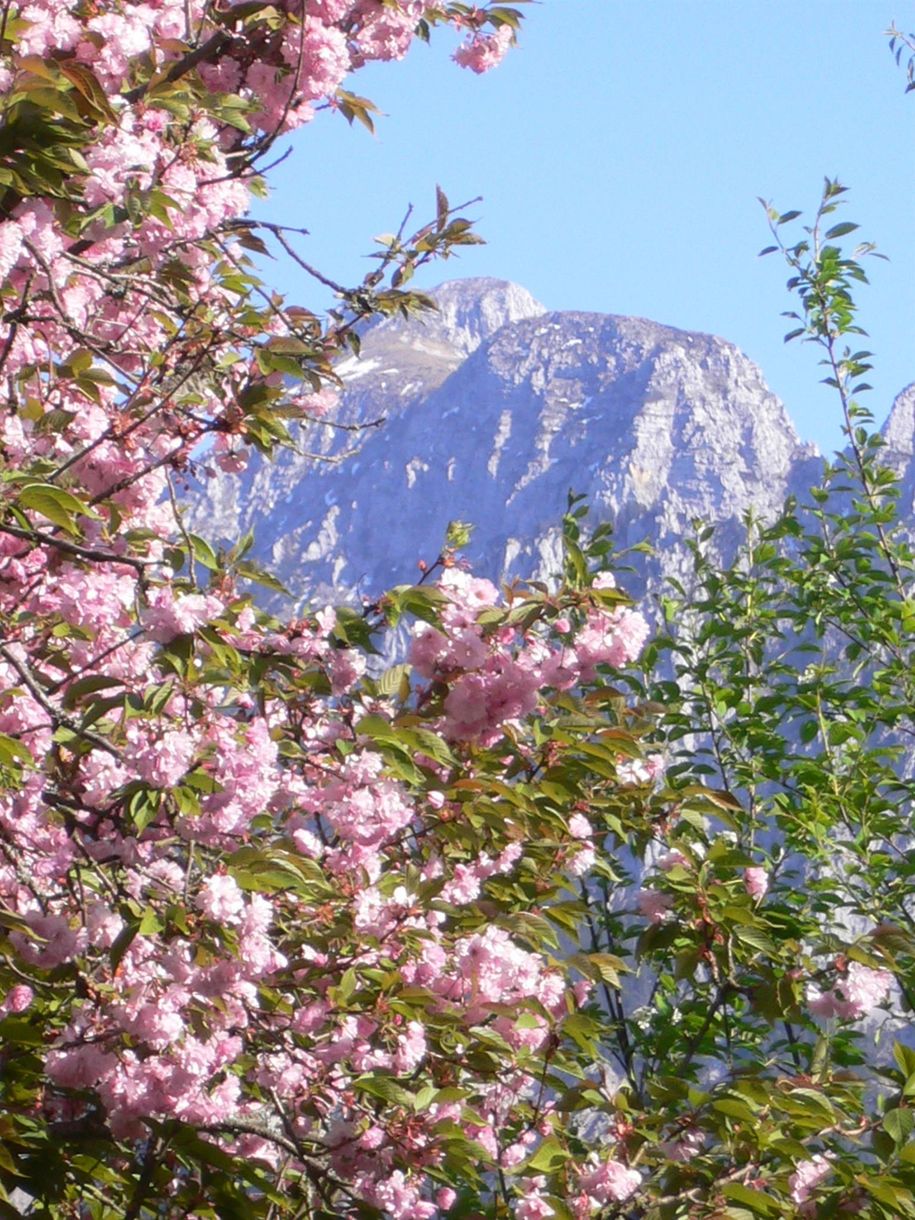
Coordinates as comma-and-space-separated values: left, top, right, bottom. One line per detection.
189, 277, 884, 610
325, 276, 548, 422
883, 382, 915, 483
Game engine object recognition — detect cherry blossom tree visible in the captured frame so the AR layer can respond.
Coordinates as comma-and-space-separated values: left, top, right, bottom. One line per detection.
0, 1, 665, 1213
2, 1, 915, 1216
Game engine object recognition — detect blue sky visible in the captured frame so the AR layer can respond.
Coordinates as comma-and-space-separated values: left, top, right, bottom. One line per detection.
255, 1, 915, 456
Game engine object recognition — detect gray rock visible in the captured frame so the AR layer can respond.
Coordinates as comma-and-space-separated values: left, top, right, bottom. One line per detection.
188, 279, 910, 612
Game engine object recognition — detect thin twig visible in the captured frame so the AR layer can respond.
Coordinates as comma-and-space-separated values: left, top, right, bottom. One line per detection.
0, 644, 123, 758
0, 522, 149, 572
123, 29, 232, 103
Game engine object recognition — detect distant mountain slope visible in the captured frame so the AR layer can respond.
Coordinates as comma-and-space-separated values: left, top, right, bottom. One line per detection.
190, 278, 908, 609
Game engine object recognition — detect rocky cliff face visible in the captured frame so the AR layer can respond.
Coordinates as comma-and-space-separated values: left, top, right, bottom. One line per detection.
190, 278, 843, 609
882, 383, 915, 524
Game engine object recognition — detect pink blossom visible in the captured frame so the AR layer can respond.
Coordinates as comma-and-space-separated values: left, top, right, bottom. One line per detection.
127, 728, 195, 789
439, 567, 499, 612
493, 842, 523, 873
197, 874, 246, 924
808, 961, 893, 1021
129, 1002, 186, 1050
578, 1159, 642, 1204
47, 1044, 116, 1091
616, 753, 664, 785
568, 813, 592, 839
287, 17, 350, 99
141, 587, 223, 642
0, 0, 650, 1206
292, 827, 324, 857
291, 387, 339, 418
357, 1169, 436, 1220
453, 24, 513, 74
659, 1128, 705, 1162
328, 647, 367, 693
789, 1155, 832, 1205
15, 200, 64, 266
79, 749, 129, 807
567, 845, 596, 876
744, 866, 769, 900
515, 1175, 554, 1220
196, 717, 279, 839
352, 3, 421, 63
86, 902, 125, 949
636, 889, 673, 924
0, 219, 24, 283
842, 961, 893, 1016
440, 863, 481, 905
807, 987, 845, 1020
575, 607, 650, 679
11, 913, 87, 968
2, 984, 34, 1014
573, 979, 593, 1006
656, 849, 688, 871
214, 437, 248, 473
393, 1020, 427, 1073
442, 657, 540, 741
503, 1131, 536, 1167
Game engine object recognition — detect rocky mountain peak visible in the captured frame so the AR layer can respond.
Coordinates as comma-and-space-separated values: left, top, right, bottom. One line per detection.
882, 382, 915, 458
190, 278, 837, 610
364, 277, 546, 358
330, 278, 546, 415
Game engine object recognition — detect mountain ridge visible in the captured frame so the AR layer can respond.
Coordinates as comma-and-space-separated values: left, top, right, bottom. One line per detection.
188, 278, 911, 609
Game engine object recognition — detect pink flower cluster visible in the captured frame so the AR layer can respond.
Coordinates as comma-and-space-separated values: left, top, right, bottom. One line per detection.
743, 866, 769, 900
575, 1159, 642, 1211
411, 567, 649, 743
0, 0, 519, 578
0, 3, 759, 1215
0, 505, 633, 1213
808, 960, 893, 1021
453, 23, 514, 73
789, 1154, 833, 1206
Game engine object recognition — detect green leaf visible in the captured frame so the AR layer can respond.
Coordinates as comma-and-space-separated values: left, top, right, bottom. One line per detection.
352, 1074, 415, 1107
412, 1084, 438, 1112
712, 1096, 757, 1122
0, 1017, 45, 1047
733, 925, 777, 954
138, 907, 164, 936
524, 1136, 567, 1173
883, 1108, 915, 1145
189, 534, 220, 571
896, 1042, 915, 1081
128, 786, 162, 833
445, 519, 473, 548
16, 483, 99, 535
235, 559, 290, 595
0, 733, 33, 771
376, 663, 411, 698
569, 951, 628, 986
228, 847, 332, 897
105, 918, 139, 974
722, 1184, 780, 1216
58, 59, 117, 121
335, 88, 381, 133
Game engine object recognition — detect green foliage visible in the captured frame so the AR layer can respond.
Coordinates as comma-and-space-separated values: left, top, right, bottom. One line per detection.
614, 184, 915, 1215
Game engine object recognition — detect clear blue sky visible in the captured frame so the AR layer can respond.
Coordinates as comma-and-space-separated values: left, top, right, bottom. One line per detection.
254, 1, 915, 456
